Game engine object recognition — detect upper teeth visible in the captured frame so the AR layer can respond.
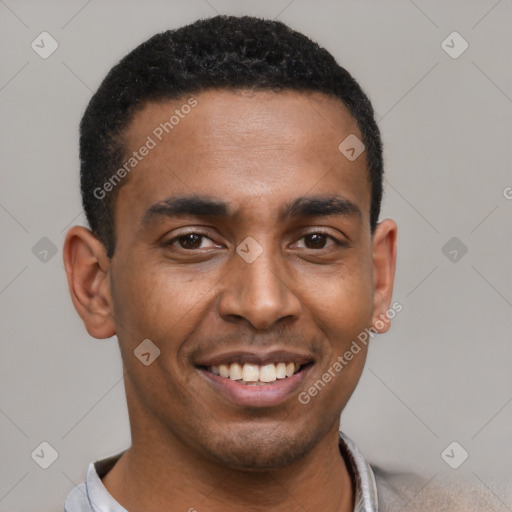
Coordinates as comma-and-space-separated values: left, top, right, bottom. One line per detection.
209, 362, 298, 382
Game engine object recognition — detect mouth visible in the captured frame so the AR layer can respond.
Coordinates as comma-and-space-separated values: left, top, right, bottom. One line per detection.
195, 350, 315, 407
199, 361, 313, 385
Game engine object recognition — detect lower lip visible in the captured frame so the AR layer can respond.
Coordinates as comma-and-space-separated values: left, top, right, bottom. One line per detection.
198, 365, 313, 407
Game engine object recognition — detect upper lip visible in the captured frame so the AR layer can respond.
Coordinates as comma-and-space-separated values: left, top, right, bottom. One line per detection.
196, 349, 315, 367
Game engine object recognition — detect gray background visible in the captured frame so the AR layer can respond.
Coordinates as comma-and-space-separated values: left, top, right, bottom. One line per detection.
1, 0, 511, 510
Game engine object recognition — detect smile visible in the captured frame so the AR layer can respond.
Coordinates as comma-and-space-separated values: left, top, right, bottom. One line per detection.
197, 356, 314, 407
205, 362, 304, 385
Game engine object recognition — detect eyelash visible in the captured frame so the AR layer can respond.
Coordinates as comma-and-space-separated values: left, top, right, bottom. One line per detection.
164, 230, 346, 251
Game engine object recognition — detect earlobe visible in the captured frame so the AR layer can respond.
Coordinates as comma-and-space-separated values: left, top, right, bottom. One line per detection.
63, 226, 116, 339
370, 219, 397, 334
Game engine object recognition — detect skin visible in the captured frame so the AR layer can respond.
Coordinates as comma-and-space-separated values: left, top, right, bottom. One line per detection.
63, 89, 397, 512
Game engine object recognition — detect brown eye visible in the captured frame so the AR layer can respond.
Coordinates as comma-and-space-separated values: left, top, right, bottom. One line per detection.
295, 232, 341, 250
304, 233, 329, 249
177, 234, 204, 249
166, 232, 218, 251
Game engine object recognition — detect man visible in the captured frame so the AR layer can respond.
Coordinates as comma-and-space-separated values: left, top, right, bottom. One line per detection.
63, 14, 408, 511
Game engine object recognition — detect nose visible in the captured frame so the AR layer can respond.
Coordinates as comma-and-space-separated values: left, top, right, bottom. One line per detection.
217, 239, 301, 331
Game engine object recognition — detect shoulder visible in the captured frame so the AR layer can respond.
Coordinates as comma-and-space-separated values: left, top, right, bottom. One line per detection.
372, 464, 427, 511
63, 451, 125, 512
64, 482, 92, 512
373, 465, 512, 512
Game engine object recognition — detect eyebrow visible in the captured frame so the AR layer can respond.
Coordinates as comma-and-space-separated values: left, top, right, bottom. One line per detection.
140, 193, 362, 227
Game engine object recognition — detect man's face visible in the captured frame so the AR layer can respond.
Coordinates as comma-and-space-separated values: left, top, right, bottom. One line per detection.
105, 89, 391, 469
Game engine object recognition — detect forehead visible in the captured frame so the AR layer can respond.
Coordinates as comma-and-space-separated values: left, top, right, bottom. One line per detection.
116, 89, 370, 228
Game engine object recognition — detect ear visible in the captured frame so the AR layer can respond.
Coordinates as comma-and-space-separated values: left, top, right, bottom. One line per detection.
63, 226, 116, 339
370, 219, 397, 334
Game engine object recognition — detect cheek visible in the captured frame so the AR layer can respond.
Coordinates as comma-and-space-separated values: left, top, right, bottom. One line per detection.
112, 262, 214, 348
302, 270, 372, 408
303, 260, 374, 340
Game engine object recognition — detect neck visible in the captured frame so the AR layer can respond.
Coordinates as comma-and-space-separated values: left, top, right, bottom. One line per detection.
102, 385, 355, 512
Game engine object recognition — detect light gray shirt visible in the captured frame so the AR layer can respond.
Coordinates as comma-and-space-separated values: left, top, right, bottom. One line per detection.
64, 431, 390, 511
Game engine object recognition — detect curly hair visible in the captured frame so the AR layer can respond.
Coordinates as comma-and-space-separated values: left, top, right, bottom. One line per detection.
79, 15, 383, 258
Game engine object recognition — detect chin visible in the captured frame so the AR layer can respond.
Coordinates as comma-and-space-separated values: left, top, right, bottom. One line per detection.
200, 426, 320, 471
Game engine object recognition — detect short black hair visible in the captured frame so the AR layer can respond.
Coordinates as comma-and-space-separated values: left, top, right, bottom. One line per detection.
80, 15, 383, 258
